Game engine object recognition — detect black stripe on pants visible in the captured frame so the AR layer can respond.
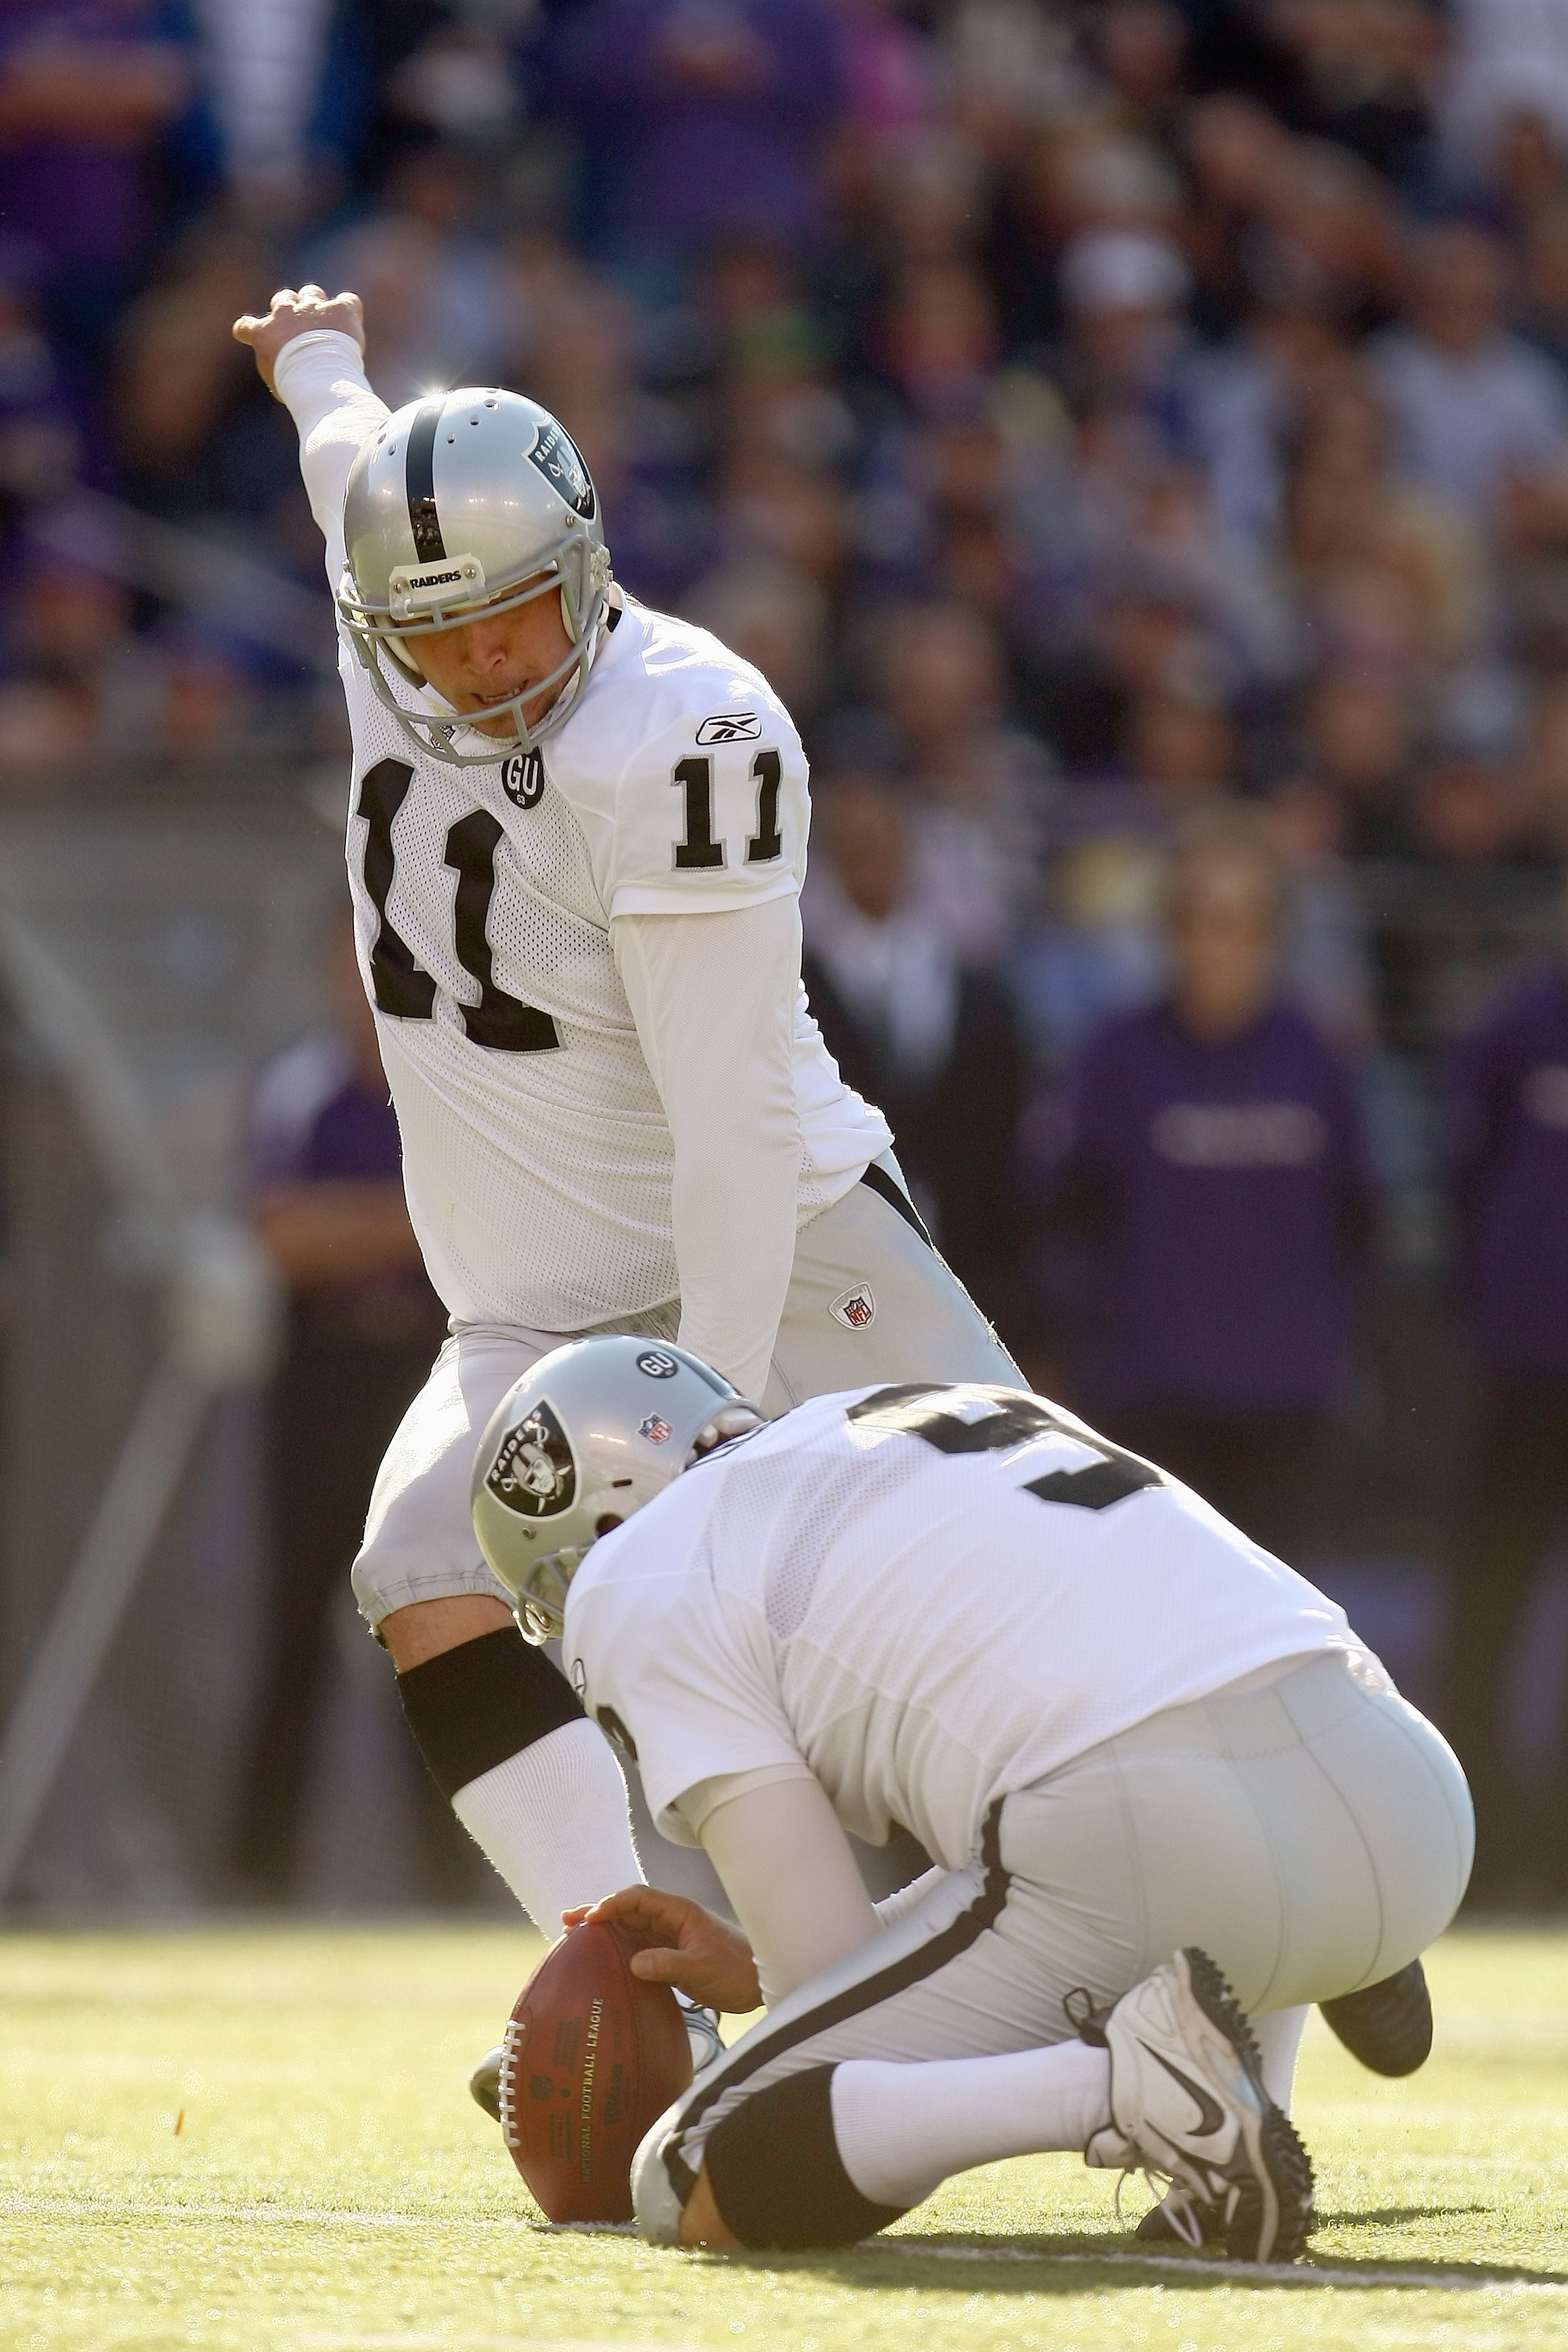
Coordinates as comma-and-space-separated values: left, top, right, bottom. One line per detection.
664, 1800, 1011, 2203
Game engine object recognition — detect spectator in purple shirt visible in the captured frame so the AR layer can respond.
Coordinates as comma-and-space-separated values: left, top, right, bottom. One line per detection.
1034, 806, 1373, 1555
552, 0, 843, 278
0, 2, 195, 362
1443, 884, 1568, 1902
235, 916, 449, 1900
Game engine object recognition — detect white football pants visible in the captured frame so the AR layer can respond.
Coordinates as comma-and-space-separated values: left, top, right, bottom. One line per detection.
351, 1156, 1019, 1627
632, 1651, 1474, 2235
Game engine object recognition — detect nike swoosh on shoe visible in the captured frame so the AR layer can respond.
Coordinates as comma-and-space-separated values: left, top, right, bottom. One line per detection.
1140, 2040, 1227, 2136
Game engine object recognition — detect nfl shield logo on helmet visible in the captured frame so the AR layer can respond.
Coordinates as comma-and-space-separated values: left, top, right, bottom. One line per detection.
638, 1414, 674, 1446
830, 1285, 876, 1331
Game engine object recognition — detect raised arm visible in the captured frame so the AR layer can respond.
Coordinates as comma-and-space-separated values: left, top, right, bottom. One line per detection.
234, 285, 385, 581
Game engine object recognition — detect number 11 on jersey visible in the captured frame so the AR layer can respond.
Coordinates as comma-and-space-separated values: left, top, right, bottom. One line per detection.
356, 757, 561, 1053
671, 749, 784, 872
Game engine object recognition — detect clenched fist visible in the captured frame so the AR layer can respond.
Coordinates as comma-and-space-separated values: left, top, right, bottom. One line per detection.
233, 283, 365, 396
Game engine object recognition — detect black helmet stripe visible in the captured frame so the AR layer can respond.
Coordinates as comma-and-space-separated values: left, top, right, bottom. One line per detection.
405, 397, 448, 562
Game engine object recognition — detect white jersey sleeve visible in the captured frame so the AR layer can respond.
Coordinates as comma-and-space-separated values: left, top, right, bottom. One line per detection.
605, 707, 808, 920
613, 901, 799, 1397
270, 330, 388, 583
543, 607, 811, 923
696, 1775, 883, 2006
574, 1478, 806, 1818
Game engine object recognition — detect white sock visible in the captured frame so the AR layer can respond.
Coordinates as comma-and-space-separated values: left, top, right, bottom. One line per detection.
450, 1719, 642, 1933
1253, 2005, 1308, 2114
830, 2041, 1112, 2210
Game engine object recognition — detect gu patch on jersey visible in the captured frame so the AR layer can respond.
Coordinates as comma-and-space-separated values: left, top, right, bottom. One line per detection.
486, 1399, 577, 1517
830, 1285, 876, 1331
501, 748, 545, 809
695, 710, 760, 745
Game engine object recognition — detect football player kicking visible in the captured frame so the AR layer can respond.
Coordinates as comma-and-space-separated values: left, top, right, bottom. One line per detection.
470, 1340, 1474, 2261
230, 289, 1020, 2080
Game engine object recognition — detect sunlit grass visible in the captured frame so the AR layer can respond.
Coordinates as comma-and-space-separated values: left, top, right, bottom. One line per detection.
2, 1923, 1566, 2351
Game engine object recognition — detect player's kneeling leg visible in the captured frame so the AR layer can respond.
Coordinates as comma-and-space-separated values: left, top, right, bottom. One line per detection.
633, 2069, 909, 2252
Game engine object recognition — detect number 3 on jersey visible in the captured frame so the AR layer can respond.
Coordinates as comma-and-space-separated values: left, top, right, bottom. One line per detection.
847, 1385, 1162, 1511
356, 758, 560, 1052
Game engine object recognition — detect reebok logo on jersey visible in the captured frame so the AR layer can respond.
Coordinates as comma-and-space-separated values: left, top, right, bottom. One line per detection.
638, 1414, 673, 1446
696, 710, 761, 745
486, 1399, 577, 1518
831, 1285, 877, 1331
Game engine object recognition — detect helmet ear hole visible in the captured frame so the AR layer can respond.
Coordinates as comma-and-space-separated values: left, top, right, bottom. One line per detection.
595, 1513, 624, 1537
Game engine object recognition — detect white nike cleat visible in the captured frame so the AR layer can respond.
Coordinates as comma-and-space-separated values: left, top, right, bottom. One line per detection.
1080, 1947, 1315, 2264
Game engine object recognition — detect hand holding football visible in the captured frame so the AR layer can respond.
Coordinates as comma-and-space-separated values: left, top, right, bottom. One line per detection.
500, 1918, 694, 2223
564, 1886, 762, 2015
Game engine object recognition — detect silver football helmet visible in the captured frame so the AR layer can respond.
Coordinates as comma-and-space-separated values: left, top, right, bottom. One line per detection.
471, 1335, 760, 1641
338, 388, 611, 766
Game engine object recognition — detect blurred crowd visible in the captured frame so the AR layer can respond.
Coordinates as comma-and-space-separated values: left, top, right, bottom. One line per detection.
6, 0, 1568, 1904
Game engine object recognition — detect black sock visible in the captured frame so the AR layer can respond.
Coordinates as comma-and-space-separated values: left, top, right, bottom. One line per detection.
395, 1625, 584, 1800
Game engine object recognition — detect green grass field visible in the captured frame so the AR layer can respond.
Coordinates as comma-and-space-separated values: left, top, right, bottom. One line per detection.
3, 1923, 1567, 2352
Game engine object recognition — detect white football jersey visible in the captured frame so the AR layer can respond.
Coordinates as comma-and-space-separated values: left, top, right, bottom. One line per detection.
563, 1383, 1357, 1869
336, 596, 889, 1330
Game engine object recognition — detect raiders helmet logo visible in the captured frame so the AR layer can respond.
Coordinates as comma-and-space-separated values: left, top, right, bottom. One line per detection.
485, 1398, 576, 1517
830, 1285, 877, 1331
696, 710, 762, 745
501, 748, 545, 809
526, 418, 596, 519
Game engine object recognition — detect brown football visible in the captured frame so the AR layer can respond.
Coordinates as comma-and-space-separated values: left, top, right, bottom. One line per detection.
498, 1920, 695, 2222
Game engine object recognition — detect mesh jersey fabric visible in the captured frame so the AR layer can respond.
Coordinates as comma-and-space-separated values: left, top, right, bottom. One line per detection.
336, 588, 888, 1330
563, 1382, 1357, 1870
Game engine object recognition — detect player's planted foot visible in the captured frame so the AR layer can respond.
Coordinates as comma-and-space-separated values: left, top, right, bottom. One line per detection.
1082, 1947, 1315, 2264
1319, 1959, 1432, 2076
1135, 2177, 1318, 2248
469, 2044, 505, 2123
1134, 2183, 1224, 2247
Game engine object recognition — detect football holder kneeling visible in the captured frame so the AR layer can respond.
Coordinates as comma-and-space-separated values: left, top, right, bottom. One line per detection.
500, 1920, 693, 2221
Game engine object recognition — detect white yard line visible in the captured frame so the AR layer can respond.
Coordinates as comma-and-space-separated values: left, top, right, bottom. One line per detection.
866, 2239, 1568, 2292
5, 2195, 1565, 2295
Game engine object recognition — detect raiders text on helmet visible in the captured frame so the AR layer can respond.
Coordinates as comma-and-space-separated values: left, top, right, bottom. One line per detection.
338, 390, 611, 766
471, 1335, 757, 1641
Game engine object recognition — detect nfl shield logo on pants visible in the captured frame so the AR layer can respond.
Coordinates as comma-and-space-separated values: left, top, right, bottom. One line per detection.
830, 1285, 876, 1331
